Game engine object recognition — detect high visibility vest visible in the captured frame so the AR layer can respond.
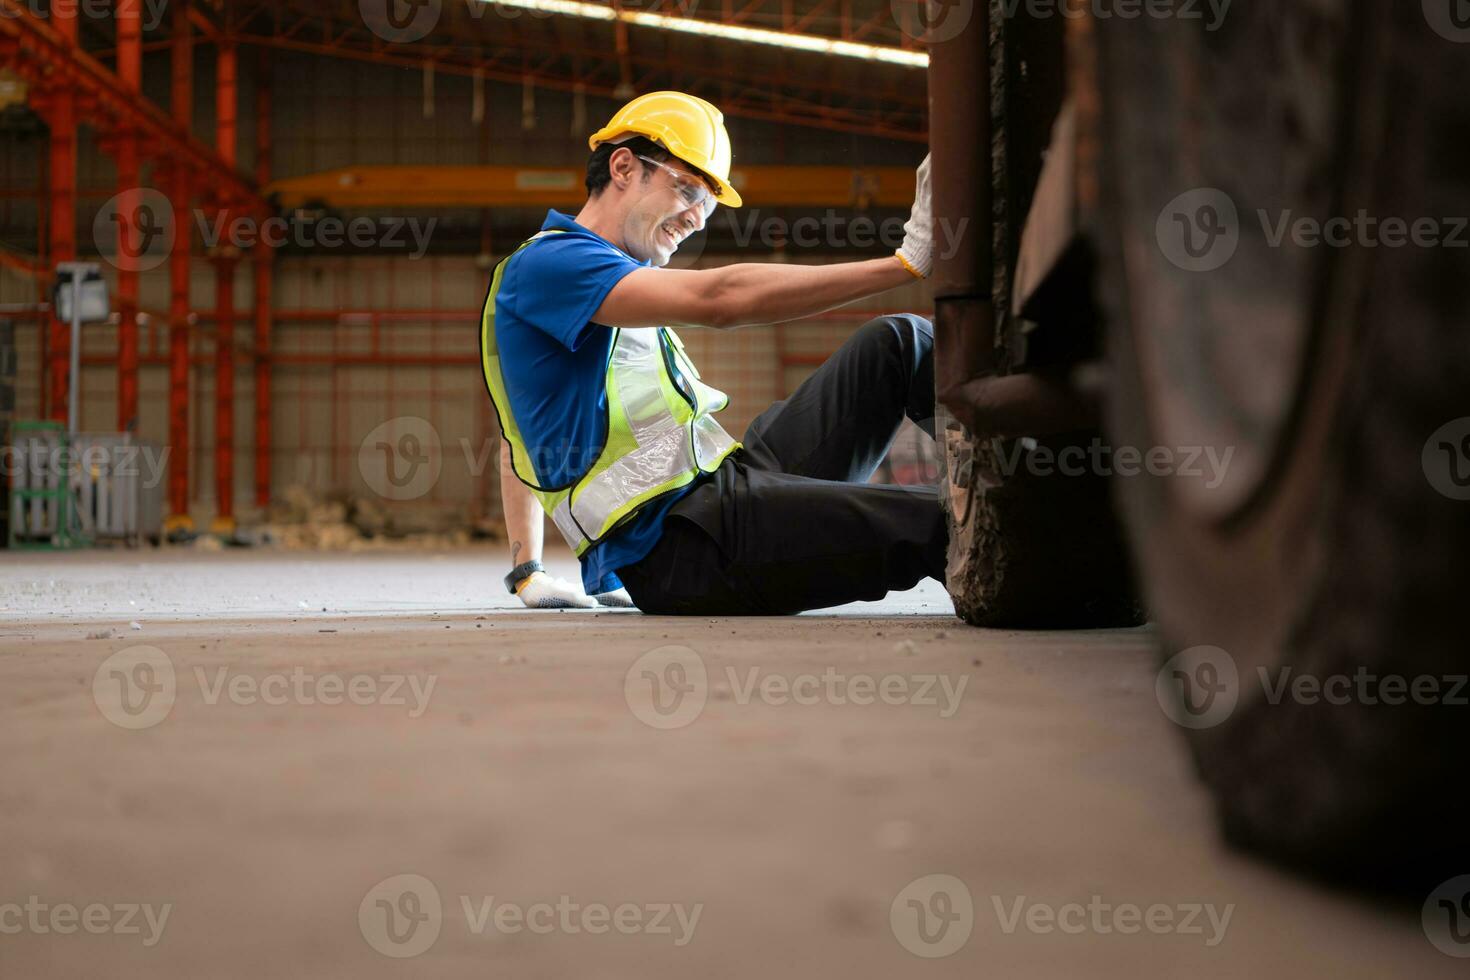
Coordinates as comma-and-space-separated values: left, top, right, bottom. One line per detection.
479, 230, 740, 556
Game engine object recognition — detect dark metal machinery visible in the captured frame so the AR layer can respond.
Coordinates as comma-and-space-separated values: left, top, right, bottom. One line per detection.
930, 2, 1139, 629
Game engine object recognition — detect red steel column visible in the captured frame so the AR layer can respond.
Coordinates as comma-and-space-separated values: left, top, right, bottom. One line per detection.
116, 0, 143, 431
213, 258, 236, 530
253, 50, 274, 510
165, 0, 194, 531
37, 130, 49, 414
212, 40, 238, 532
167, 183, 192, 529
252, 246, 272, 509
46, 5, 78, 423
216, 42, 237, 169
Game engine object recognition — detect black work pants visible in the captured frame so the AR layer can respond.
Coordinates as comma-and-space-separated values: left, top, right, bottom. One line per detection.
618, 314, 947, 615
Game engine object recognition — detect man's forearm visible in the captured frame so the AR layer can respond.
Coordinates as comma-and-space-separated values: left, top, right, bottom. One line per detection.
710, 255, 915, 328
500, 439, 543, 567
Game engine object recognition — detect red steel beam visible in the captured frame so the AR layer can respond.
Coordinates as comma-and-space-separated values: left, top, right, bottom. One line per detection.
166, 1, 194, 531
41, 5, 77, 424
253, 48, 274, 511
0, 0, 262, 209
0, 186, 155, 200
216, 41, 237, 169
266, 163, 917, 209
115, 0, 142, 432
252, 250, 273, 509
80, 352, 477, 368
188, 5, 222, 42
75, 305, 889, 368
213, 39, 238, 531
213, 258, 236, 529
791, 0, 838, 33
171, 0, 192, 126
167, 184, 193, 528
0, 247, 44, 278
35, 128, 47, 416
115, 1, 142, 142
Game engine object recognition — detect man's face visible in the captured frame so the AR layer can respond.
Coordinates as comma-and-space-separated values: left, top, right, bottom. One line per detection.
615, 151, 716, 267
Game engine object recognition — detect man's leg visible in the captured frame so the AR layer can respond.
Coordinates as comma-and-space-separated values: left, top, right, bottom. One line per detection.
619, 312, 945, 615
620, 464, 945, 615
740, 313, 935, 481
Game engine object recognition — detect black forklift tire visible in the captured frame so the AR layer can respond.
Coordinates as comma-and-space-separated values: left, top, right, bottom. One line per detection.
1089, 0, 1470, 891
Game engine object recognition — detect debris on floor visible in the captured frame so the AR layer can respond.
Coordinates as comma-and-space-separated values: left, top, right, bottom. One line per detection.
176, 485, 506, 552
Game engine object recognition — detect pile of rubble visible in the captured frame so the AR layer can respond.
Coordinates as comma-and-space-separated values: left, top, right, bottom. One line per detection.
191, 485, 502, 551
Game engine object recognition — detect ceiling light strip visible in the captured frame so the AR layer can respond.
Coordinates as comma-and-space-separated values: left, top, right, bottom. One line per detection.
477, 0, 930, 68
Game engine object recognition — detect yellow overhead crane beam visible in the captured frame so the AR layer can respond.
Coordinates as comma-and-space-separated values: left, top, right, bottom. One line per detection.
266, 166, 917, 210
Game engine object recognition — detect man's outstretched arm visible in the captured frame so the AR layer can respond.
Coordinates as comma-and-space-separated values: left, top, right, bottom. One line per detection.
593, 154, 932, 330
593, 255, 916, 331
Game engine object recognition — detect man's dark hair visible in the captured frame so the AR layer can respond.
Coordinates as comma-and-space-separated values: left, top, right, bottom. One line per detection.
585, 135, 671, 198
584, 135, 715, 198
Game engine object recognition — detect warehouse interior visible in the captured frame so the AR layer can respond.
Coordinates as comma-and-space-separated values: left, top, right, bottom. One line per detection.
2, 1, 1466, 977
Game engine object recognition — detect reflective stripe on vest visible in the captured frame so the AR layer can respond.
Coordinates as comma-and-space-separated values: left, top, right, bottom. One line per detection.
480, 231, 740, 556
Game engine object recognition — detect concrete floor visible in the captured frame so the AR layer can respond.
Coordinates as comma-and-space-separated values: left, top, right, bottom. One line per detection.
0, 548, 1453, 978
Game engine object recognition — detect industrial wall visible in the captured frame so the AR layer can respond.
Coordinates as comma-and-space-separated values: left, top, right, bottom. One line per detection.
0, 50, 929, 530
2, 260, 928, 528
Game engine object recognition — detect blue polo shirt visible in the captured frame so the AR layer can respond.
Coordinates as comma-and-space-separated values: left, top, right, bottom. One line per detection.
493, 209, 701, 595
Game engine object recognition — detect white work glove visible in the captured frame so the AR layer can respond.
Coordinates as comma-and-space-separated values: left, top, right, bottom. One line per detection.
516, 571, 597, 609
896, 153, 933, 279
594, 588, 635, 608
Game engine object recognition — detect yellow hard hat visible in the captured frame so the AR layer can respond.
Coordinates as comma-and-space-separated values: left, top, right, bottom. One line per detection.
588, 91, 742, 208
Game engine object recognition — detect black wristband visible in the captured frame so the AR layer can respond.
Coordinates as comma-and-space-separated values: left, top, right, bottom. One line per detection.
504, 560, 545, 594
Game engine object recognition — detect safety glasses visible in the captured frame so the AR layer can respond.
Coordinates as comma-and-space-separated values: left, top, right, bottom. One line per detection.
636, 154, 718, 218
